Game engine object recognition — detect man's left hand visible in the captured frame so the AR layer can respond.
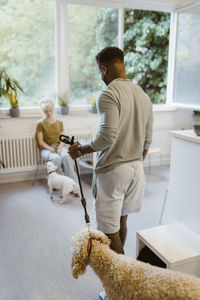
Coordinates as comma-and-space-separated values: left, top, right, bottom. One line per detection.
68, 142, 80, 159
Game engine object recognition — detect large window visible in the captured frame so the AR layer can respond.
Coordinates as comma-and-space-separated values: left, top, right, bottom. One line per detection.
0, 0, 171, 109
173, 5, 200, 106
66, 6, 170, 105
67, 5, 118, 105
0, 0, 55, 108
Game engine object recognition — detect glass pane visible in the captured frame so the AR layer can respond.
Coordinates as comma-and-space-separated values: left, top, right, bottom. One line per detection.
124, 9, 170, 104
0, 0, 55, 108
66, 5, 118, 105
174, 6, 200, 105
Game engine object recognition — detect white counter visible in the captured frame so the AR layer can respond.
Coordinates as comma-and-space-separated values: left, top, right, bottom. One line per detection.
162, 130, 200, 236
170, 129, 200, 144
137, 130, 200, 277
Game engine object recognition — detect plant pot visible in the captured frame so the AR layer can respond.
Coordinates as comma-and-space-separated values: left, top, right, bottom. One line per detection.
192, 122, 200, 136
90, 105, 97, 113
58, 105, 69, 115
9, 108, 20, 117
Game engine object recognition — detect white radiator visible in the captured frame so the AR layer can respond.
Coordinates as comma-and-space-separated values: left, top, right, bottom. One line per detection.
0, 130, 92, 174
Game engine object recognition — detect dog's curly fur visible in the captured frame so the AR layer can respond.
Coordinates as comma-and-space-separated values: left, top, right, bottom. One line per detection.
71, 228, 200, 300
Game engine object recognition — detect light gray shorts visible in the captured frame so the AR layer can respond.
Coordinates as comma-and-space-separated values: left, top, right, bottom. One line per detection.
92, 161, 145, 234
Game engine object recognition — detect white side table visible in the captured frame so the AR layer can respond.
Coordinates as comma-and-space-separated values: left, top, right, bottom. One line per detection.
137, 222, 200, 277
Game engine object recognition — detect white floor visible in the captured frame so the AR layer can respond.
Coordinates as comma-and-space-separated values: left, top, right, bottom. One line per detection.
0, 165, 169, 300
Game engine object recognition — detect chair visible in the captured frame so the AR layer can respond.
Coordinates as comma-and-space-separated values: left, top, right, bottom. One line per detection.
32, 133, 47, 185
147, 147, 163, 176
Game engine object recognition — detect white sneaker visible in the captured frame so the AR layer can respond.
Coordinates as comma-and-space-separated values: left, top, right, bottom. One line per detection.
99, 290, 107, 300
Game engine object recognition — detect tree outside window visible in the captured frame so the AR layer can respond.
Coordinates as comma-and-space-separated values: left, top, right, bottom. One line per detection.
124, 9, 170, 104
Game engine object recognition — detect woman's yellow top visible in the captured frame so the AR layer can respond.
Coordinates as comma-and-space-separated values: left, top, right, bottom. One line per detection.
36, 119, 64, 147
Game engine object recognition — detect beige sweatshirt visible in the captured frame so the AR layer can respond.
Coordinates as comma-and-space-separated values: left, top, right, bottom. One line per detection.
90, 79, 153, 173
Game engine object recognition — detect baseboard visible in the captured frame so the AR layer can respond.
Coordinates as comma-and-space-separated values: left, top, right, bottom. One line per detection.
0, 168, 46, 184
0, 166, 92, 184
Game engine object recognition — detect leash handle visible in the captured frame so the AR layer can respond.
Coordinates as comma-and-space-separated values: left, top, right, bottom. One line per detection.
59, 134, 90, 224
59, 135, 74, 146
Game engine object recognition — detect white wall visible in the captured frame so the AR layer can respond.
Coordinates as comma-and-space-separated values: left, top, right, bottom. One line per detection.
151, 107, 193, 164
0, 107, 194, 182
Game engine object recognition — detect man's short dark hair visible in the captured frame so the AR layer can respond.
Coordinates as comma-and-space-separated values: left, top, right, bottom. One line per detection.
96, 47, 124, 65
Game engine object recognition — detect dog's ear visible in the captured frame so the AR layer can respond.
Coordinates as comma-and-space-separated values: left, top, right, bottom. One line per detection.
71, 250, 88, 279
71, 231, 90, 279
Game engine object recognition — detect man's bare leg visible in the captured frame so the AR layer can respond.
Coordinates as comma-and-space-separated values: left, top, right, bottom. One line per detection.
106, 215, 128, 254
119, 215, 128, 246
106, 232, 124, 254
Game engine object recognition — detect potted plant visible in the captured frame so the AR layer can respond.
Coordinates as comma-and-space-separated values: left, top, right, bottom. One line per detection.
193, 110, 200, 123
0, 67, 24, 117
58, 94, 69, 115
89, 96, 97, 113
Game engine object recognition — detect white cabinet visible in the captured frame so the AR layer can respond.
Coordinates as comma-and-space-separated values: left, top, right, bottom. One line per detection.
137, 130, 200, 277
162, 130, 200, 234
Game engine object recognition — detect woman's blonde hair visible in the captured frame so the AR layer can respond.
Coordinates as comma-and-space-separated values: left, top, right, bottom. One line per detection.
40, 98, 54, 112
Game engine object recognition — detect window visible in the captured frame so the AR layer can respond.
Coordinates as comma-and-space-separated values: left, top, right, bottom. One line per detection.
0, 0, 55, 108
0, 0, 171, 109
173, 5, 200, 106
66, 4, 118, 105
66, 5, 170, 105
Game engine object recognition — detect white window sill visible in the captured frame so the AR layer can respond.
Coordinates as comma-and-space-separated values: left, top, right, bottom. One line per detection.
153, 104, 176, 112
169, 103, 200, 110
0, 104, 178, 119
0, 105, 97, 119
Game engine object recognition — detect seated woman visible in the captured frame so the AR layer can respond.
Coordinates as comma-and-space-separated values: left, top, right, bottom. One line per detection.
36, 98, 78, 188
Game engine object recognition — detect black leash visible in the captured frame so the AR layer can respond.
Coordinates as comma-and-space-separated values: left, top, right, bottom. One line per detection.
59, 134, 90, 225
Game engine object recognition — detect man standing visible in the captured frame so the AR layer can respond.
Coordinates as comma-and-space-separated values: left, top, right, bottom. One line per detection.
69, 46, 153, 299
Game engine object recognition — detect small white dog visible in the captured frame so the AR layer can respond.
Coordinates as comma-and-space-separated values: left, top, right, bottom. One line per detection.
46, 161, 80, 203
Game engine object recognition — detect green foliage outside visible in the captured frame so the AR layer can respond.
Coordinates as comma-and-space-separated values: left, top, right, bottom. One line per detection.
68, 7, 170, 104
96, 8, 170, 104
124, 9, 170, 104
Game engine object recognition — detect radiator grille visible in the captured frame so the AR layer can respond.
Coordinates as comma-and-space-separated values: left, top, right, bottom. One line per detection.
0, 130, 92, 174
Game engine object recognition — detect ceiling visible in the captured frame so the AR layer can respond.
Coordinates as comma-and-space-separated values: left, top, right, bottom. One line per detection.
107, 0, 200, 11
141, 0, 199, 10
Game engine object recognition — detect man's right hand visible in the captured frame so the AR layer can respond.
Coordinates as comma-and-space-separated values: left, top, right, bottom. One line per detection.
68, 142, 81, 159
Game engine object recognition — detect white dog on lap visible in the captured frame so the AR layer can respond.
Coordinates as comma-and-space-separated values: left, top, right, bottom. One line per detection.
46, 161, 80, 203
